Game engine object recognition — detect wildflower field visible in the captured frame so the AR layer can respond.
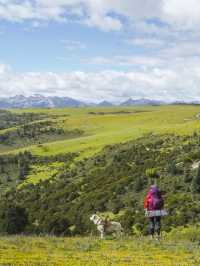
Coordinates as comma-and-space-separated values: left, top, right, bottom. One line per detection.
0, 235, 199, 266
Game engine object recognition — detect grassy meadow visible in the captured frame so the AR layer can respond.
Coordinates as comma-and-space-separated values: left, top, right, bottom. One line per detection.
7, 105, 200, 159
0, 235, 199, 266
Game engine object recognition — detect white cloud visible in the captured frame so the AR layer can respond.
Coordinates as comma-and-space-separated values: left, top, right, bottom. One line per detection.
0, 0, 199, 32
127, 38, 165, 49
0, 63, 10, 74
163, 0, 200, 29
1, 59, 200, 102
84, 13, 122, 31
0, 1, 200, 103
85, 55, 164, 68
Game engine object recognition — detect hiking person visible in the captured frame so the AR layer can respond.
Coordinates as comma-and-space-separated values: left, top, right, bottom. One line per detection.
144, 185, 165, 240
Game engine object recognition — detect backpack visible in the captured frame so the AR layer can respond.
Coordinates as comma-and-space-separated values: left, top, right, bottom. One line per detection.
148, 193, 163, 210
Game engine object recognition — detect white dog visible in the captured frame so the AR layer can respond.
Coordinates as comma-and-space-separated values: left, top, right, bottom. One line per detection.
90, 214, 123, 239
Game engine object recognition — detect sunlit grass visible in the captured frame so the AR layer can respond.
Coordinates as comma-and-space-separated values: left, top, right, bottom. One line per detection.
0, 236, 199, 265
3, 105, 200, 159
2, 105, 200, 185
18, 162, 64, 188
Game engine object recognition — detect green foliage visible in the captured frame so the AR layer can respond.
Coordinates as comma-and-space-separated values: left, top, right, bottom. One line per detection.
145, 167, 159, 185
0, 109, 47, 130
0, 202, 28, 234
0, 151, 77, 192
2, 107, 200, 236
0, 133, 200, 235
145, 168, 159, 179
167, 225, 200, 242
168, 161, 178, 175
192, 165, 200, 193
0, 120, 83, 149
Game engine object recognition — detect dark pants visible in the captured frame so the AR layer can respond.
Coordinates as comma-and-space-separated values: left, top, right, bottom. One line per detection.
149, 216, 161, 236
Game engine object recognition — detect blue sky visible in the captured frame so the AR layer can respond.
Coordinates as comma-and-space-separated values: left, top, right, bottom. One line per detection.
0, 0, 200, 103
0, 20, 139, 72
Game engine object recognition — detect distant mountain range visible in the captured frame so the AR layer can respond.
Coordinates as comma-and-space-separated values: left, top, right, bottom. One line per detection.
0, 95, 86, 108
97, 100, 114, 107
120, 98, 164, 106
0, 95, 199, 108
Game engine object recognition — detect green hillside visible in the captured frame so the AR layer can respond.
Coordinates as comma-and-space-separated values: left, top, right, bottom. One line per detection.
6, 105, 200, 159
1, 105, 200, 237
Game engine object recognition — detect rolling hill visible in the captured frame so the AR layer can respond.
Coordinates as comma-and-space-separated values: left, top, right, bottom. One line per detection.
0, 105, 200, 237
5, 105, 200, 158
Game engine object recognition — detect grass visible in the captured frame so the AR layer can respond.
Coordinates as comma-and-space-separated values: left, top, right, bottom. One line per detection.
3, 105, 200, 160
2, 105, 200, 186
0, 236, 199, 266
18, 162, 64, 188
1, 107, 200, 264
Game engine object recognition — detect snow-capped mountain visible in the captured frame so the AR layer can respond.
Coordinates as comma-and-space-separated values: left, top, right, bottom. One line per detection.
0, 95, 86, 108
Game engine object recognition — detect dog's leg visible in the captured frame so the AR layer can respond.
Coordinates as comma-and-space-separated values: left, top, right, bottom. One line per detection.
99, 227, 104, 239
115, 230, 120, 238
120, 227, 124, 237
116, 227, 123, 239
98, 225, 105, 239
100, 230, 104, 239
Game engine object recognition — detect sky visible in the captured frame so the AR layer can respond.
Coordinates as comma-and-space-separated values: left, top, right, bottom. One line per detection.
0, 0, 200, 103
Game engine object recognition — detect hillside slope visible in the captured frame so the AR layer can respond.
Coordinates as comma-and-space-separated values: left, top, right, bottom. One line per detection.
0, 106, 200, 235
1, 132, 200, 235
4, 105, 200, 158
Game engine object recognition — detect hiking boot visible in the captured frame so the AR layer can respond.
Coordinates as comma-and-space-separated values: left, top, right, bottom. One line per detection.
155, 235, 161, 241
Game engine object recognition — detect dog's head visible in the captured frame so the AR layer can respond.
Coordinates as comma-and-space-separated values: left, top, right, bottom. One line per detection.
90, 214, 98, 222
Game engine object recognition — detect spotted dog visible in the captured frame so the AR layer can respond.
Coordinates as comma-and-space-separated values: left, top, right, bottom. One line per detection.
90, 214, 123, 239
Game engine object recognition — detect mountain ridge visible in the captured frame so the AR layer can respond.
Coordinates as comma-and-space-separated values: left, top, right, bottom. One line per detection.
0, 95, 199, 108
0, 95, 86, 108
